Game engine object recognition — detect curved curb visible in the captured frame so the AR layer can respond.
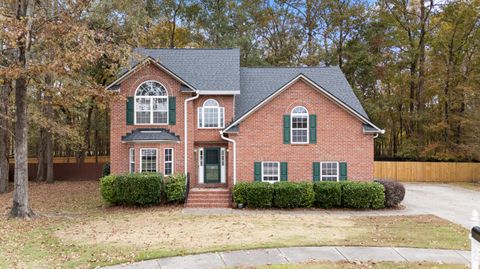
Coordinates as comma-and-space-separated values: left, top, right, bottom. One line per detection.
103, 246, 470, 269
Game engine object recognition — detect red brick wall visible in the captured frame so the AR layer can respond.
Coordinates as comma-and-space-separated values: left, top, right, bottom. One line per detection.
110, 63, 192, 175
230, 79, 374, 182
193, 95, 235, 143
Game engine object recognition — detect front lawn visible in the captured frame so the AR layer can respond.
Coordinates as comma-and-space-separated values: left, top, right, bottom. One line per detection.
0, 181, 470, 268
450, 181, 480, 192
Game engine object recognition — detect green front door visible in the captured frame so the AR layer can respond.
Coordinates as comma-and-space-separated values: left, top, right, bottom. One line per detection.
204, 148, 221, 183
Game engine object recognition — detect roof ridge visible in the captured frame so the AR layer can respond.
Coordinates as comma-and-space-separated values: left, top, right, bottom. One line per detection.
241, 66, 338, 69
135, 47, 239, 51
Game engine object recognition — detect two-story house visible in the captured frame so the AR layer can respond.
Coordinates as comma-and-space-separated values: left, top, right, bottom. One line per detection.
106, 48, 384, 207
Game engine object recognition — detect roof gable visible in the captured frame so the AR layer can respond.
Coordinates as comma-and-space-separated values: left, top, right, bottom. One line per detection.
225, 72, 383, 133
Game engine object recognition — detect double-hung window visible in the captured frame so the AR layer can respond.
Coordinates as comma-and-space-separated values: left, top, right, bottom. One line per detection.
140, 148, 158, 173
198, 99, 225, 128
291, 106, 309, 144
321, 162, 339, 181
164, 148, 173, 176
261, 162, 280, 183
135, 81, 168, 124
129, 148, 135, 173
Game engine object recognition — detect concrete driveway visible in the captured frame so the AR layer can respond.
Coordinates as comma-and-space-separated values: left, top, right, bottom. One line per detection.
403, 183, 480, 228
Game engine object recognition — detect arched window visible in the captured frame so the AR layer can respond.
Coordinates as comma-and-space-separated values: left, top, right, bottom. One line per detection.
291, 106, 309, 143
135, 81, 168, 124
198, 99, 225, 128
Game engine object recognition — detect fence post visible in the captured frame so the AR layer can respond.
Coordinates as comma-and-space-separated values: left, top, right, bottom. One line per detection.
472, 210, 480, 269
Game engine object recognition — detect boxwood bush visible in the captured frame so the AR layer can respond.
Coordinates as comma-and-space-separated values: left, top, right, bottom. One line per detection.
273, 182, 314, 208
341, 182, 385, 209
232, 182, 249, 205
99, 173, 163, 205
246, 182, 274, 208
313, 181, 342, 208
374, 179, 405, 207
165, 173, 186, 203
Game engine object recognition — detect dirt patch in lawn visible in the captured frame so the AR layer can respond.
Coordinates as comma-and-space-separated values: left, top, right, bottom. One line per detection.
56, 210, 353, 250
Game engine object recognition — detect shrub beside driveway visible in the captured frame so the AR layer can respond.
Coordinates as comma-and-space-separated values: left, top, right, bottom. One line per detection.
0, 181, 470, 268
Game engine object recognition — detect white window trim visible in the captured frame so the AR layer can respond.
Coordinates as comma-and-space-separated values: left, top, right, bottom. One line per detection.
129, 148, 135, 173
198, 99, 225, 129
291, 106, 309, 144
139, 148, 158, 173
261, 161, 280, 183
134, 80, 169, 125
320, 161, 339, 181
164, 148, 174, 176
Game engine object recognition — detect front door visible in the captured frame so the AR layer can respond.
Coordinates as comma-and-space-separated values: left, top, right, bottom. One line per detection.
204, 148, 221, 183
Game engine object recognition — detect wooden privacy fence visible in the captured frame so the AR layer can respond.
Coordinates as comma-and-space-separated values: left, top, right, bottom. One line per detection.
374, 161, 480, 182
9, 156, 110, 164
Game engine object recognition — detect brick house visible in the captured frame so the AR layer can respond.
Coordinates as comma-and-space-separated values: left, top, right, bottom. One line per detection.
106, 48, 384, 207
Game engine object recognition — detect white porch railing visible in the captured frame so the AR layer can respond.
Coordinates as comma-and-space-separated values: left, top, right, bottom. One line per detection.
472, 210, 480, 269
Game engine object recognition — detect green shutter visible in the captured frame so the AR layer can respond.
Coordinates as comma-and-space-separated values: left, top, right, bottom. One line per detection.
283, 115, 290, 144
254, 162, 262, 181
280, 162, 288, 181
168, 96, 176, 125
313, 162, 320, 181
126, 97, 134, 125
339, 162, 347, 181
309, 114, 317, 144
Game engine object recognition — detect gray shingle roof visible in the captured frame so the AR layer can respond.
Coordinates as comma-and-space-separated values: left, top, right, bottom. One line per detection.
235, 66, 369, 120
122, 128, 180, 143
132, 48, 240, 93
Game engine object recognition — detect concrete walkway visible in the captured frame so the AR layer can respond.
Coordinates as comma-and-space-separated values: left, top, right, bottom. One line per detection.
104, 246, 471, 269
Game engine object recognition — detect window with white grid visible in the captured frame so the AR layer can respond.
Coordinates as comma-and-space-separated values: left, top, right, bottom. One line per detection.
129, 148, 135, 173
262, 162, 280, 182
198, 99, 225, 128
140, 148, 157, 173
291, 106, 309, 144
135, 81, 168, 124
321, 162, 339, 181
164, 148, 173, 176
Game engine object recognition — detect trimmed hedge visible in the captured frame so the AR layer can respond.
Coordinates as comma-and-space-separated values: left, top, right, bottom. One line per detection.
100, 173, 163, 205
313, 181, 342, 208
374, 179, 405, 207
246, 182, 274, 208
273, 182, 314, 208
233, 181, 386, 210
341, 182, 385, 209
232, 182, 249, 205
165, 173, 187, 203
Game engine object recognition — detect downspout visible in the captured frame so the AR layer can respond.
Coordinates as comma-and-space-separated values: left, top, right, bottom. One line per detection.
220, 131, 236, 185
184, 91, 200, 176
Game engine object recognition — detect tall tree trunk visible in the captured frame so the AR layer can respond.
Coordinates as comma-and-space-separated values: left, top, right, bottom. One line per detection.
35, 128, 46, 181
11, 0, 35, 218
45, 92, 54, 183
0, 81, 11, 193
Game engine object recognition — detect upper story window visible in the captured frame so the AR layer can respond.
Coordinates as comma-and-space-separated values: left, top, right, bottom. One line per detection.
291, 106, 309, 144
198, 99, 225, 128
135, 81, 168, 124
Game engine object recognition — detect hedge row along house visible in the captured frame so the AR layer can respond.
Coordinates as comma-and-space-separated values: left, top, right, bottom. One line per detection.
106, 48, 384, 207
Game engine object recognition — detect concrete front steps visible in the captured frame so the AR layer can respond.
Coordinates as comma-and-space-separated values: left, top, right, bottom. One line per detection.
186, 188, 232, 208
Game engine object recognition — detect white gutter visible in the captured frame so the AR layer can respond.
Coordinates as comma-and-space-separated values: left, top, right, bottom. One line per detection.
220, 131, 237, 185
184, 91, 200, 175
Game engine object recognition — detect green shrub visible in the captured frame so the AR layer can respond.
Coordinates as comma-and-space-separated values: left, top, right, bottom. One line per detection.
341, 182, 385, 209
232, 182, 249, 205
246, 182, 274, 208
273, 182, 314, 208
313, 181, 342, 208
99, 175, 117, 204
99, 173, 163, 205
102, 162, 110, 177
165, 173, 186, 203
